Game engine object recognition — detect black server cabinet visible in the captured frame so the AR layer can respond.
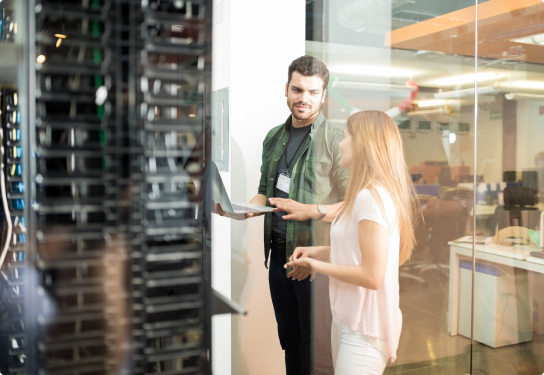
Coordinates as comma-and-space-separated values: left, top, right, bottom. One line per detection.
0, 0, 213, 374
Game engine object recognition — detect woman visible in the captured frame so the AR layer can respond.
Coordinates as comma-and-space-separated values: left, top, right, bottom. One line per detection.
284, 110, 418, 374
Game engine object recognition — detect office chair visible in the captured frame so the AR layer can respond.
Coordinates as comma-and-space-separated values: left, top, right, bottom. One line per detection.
400, 191, 438, 288
400, 213, 430, 287
417, 188, 473, 277
490, 186, 540, 234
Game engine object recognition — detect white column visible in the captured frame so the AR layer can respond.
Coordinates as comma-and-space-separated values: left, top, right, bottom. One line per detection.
212, 1, 305, 374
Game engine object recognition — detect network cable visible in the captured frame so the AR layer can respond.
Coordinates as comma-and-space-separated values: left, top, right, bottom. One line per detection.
0, 129, 13, 269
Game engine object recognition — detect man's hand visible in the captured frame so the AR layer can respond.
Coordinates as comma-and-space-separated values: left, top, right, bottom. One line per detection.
212, 202, 254, 221
285, 257, 317, 282
269, 198, 319, 221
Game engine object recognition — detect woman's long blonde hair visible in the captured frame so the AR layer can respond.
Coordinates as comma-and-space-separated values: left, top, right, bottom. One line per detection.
336, 110, 419, 265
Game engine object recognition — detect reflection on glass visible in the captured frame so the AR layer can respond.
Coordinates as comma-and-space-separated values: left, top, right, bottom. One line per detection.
473, 1, 544, 374
307, 0, 482, 373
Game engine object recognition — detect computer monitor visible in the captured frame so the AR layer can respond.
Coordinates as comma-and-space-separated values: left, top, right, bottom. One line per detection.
413, 184, 440, 197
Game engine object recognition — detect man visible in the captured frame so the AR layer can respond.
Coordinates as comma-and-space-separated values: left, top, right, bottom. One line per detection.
215, 55, 349, 375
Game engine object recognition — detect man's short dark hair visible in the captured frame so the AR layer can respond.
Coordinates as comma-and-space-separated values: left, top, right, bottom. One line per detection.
288, 55, 330, 90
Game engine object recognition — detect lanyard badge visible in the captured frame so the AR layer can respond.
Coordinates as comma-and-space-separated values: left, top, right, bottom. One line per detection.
275, 127, 311, 195
276, 169, 291, 194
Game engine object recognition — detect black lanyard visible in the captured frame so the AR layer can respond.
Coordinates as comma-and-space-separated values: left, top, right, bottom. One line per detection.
281, 127, 312, 174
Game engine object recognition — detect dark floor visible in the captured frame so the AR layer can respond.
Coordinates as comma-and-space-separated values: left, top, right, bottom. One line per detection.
385, 268, 544, 375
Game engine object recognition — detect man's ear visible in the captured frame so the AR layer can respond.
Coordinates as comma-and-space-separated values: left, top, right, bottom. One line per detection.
285, 82, 289, 97
321, 89, 327, 104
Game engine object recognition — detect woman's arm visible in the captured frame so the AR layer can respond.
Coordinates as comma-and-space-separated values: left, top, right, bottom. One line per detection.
286, 246, 331, 280
304, 245, 331, 260
285, 220, 389, 289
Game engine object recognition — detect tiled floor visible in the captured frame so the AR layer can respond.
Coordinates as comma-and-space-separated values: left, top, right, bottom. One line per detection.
386, 269, 544, 375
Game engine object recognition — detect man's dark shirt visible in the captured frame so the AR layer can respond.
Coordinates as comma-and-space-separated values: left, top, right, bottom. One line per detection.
272, 124, 312, 238
258, 111, 350, 272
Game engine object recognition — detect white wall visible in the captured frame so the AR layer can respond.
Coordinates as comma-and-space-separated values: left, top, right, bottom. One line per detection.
211, 0, 232, 373
400, 101, 504, 184
211, 1, 306, 374
517, 99, 544, 171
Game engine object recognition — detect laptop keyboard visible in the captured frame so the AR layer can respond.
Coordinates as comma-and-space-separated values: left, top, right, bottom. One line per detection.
232, 204, 260, 212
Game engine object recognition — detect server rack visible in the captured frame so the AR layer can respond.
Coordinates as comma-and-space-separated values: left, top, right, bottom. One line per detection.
0, 0, 213, 374
129, 0, 212, 373
0, 1, 32, 373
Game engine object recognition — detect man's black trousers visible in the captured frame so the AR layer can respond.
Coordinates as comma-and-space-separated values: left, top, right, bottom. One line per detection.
268, 236, 311, 375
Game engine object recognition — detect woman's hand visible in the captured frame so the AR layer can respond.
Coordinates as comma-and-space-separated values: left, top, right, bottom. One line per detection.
286, 246, 318, 280
285, 257, 317, 282
288, 246, 316, 262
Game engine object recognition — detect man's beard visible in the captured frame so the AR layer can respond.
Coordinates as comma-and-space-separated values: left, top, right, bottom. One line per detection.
288, 100, 321, 121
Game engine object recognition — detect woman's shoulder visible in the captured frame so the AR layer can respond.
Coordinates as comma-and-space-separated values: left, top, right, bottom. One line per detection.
356, 185, 392, 201
374, 185, 394, 203
356, 186, 395, 214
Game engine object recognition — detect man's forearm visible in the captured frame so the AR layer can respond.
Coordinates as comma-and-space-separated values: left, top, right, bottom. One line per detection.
309, 201, 344, 222
269, 198, 344, 222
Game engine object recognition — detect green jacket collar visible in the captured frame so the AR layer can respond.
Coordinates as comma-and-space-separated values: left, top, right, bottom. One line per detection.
283, 110, 325, 138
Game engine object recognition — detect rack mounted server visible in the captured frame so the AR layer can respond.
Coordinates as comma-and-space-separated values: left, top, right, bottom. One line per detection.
0, 0, 213, 374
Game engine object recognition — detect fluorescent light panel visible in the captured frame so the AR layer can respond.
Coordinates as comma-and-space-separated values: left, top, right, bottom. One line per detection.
511, 32, 544, 46
407, 108, 445, 116
330, 65, 417, 77
332, 81, 416, 92
505, 92, 544, 100
434, 86, 496, 98
432, 73, 500, 86
416, 99, 447, 107
506, 80, 544, 89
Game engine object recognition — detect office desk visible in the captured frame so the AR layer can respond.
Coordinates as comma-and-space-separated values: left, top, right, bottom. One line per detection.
447, 242, 544, 336
471, 204, 497, 217
471, 203, 544, 217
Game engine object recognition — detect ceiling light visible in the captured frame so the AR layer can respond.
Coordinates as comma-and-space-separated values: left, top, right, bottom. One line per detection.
330, 65, 417, 78
36, 55, 46, 64
407, 108, 446, 116
506, 80, 544, 89
56, 38, 62, 47
511, 32, 544, 46
332, 81, 416, 92
434, 86, 496, 99
432, 73, 500, 86
416, 99, 447, 107
415, 50, 445, 57
505, 92, 544, 100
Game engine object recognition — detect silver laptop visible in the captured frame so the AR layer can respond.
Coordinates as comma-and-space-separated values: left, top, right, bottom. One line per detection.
210, 161, 274, 214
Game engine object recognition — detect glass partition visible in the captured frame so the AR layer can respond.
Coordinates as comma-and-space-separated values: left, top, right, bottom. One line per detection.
473, 1, 544, 373
216, 1, 544, 374
223, 0, 544, 373
307, 0, 479, 373
305, 1, 544, 374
